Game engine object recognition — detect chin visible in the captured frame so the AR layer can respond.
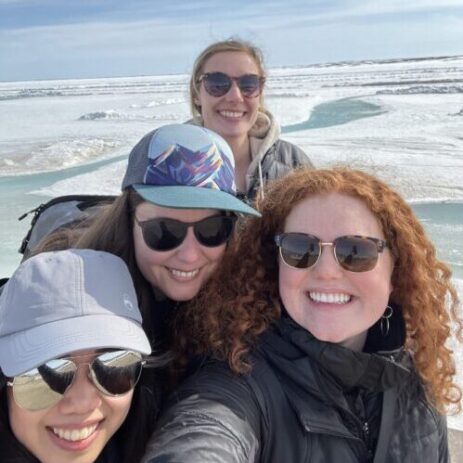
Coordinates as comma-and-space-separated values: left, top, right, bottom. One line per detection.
172, 294, 198, 302
309, 329, 344, 344
167, 287, 201, 302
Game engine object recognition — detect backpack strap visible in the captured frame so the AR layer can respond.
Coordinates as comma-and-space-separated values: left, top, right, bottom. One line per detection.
246, 355, 303, 462
0, 278, 8, 296
18, 194, 116, 257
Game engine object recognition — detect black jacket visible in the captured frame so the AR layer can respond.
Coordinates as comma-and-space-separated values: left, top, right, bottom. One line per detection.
143, 312, 449, 463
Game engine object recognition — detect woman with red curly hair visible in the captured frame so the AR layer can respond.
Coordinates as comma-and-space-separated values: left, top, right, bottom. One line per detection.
143, 168, 462, 463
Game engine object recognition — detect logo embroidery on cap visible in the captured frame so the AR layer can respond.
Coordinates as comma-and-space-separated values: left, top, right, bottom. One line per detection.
123, 294, 134, 311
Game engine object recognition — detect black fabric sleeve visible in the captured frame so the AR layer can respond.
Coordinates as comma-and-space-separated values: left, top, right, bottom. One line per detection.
142, 361, 261, 463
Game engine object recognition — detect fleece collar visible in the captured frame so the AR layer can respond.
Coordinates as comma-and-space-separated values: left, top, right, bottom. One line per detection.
187, 110, 280, 192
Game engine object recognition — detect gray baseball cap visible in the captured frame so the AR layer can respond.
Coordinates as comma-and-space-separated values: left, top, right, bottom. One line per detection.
0, 249, 151, 377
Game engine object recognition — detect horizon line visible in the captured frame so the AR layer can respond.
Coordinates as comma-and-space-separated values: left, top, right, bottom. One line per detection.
2, 53, 462, 85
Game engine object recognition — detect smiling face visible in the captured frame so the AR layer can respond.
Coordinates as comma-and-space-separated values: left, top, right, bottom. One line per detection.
133, 202, 227, 301
7, 350, 133, 463
278, 193, 394, 350
196, 51, 261, 147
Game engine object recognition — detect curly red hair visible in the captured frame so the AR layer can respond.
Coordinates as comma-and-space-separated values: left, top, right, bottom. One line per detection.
174, 168, 462, 412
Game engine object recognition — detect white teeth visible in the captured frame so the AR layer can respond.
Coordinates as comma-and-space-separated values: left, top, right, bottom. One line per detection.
219, 110, 244, 118
52, 424, 98, 441
309, 292, 351, 304
170, 268, 199, 278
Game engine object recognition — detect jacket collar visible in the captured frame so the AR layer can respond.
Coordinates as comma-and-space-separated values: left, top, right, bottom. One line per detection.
256, 310, 412, 437
259, 306, 410, 395
188, 111, 280, 194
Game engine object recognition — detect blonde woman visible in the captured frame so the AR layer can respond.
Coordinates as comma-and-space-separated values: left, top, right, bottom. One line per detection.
189, 38, 313, 200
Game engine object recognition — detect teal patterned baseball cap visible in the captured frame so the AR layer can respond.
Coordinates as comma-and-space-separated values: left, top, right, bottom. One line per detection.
121, 124, 260, 216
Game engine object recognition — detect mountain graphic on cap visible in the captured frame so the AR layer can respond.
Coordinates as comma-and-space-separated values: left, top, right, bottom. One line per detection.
121, 124, 260, 216
145, 142, 234, 193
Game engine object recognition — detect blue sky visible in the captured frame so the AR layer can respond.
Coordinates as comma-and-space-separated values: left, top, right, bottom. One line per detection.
1, 0, 463, 82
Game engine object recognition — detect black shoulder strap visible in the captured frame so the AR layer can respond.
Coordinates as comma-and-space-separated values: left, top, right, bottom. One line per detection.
373, 387, 397, 463
0, 278, 8, 296
246, 355, 298, 462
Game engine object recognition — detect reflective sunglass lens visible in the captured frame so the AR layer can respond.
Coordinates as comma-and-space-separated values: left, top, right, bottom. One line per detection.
91, 350, 143, 396
142, 218, 187, 251
11, 350, 143, 411
13, 376, 63, 411
204, 72, 231, 97
280, 234, 319, 269
335, 237, 378, 272
238, 75, 261, 97
38, 359, 76, 394
276, 233, 384, 272
195, 216, 235, 247
13, 359, 77, 411
139, 216, 235, 251
203, 72, 262, 97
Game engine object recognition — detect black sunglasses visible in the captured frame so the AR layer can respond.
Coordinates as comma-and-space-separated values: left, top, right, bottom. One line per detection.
198, 72, 264, 98
275, 233, 389, 273
7, 350, 146, 411
135, 214, 237, 251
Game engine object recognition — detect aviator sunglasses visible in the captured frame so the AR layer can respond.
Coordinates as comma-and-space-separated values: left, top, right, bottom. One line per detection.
7, 350, 145, 411
198, 72, 265, 98
275, 233, 389, 272
135, 214, 237, 251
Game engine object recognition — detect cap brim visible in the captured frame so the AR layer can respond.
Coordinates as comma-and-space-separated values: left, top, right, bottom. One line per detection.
0, 314, 151, 377
133, 185, 261, 217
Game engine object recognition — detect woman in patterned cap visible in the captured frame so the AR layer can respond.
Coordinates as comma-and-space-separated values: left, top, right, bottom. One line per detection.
42, 124, 260, 353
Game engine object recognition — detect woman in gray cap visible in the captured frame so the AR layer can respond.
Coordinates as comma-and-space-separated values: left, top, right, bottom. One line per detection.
0, 249, 160, 463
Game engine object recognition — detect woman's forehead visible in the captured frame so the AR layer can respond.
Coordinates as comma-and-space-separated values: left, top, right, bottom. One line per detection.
283, 193, 385, 239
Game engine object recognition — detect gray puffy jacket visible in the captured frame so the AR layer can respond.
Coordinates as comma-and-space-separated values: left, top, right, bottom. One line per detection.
246, 138, 313, 201
188, 110, 314, 202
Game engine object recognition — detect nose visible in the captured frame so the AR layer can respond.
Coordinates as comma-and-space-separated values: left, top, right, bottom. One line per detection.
311, 243, 343, 280
175, 227, 202, 263
57, 367, 102, 414
225, 80, 244, 102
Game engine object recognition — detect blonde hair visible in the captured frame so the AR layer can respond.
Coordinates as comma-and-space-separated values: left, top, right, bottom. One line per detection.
175, 168, 462, 412
189, 38, 267, 118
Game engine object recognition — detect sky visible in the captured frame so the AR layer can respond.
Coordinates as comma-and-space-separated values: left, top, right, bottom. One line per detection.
1, 0, 463, 82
